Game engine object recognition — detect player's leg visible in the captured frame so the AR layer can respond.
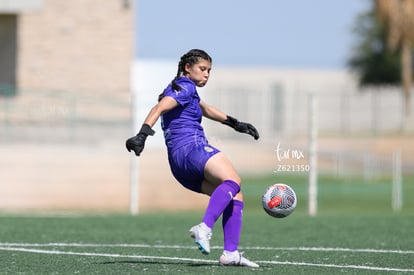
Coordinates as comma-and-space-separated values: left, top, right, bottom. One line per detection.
190, 152, 240, 254
200, 153, 259, 266
201, 152, 241, 229
202, 151, 241, 192
201, 155, 244, 253
221, 195, 243, 252
219, 194, 259, 267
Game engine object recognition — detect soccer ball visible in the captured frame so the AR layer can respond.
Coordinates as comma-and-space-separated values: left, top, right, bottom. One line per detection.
262, 183, 297, 218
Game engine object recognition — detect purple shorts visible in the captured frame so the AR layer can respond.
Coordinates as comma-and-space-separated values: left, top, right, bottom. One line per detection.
168, 143, 220, 193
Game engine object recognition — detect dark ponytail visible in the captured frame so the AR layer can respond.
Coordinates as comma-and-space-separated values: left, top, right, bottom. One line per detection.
158, 49, 212, 101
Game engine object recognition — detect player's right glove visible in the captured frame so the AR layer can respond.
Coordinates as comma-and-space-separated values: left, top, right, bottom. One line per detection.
222, 115, 260, 140
126, 124, 155, 156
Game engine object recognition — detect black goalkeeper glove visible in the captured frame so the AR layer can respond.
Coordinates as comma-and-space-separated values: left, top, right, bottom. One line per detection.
125, 124, 155, 156
222, 115, 260, 140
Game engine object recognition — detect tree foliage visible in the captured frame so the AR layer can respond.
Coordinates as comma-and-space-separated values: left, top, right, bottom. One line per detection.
348, 10, 401, 86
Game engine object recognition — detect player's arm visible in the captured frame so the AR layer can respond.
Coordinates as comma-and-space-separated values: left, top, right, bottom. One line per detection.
126, 96, 178, 156
143, 96, 178, 127
199, 100, 227, 122
199, 100, 260, 140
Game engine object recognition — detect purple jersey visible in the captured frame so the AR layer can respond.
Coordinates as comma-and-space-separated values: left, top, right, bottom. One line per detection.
161, 77, 207, 151
160, 76, 220, 193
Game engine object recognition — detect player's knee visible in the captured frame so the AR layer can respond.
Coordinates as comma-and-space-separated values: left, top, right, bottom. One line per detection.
234, 192, 243, 201
231, 174, 241, 186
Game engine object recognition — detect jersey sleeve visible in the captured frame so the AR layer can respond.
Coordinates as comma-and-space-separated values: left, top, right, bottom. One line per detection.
163, 80, 195, 106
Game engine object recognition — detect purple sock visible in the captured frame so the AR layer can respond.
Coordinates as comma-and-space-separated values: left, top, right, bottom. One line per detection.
222, 200, 244, 252
202, 180, 240, 229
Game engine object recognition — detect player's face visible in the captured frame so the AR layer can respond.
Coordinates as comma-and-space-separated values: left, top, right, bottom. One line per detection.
184, 59, 212, 87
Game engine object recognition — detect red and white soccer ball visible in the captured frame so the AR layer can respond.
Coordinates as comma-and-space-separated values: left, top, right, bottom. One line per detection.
262, 183, 297, 218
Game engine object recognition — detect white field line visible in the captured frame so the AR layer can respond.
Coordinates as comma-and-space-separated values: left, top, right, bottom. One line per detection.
0, 242, 413, 255
0, 246, 215, 264
0, 246, 413, 273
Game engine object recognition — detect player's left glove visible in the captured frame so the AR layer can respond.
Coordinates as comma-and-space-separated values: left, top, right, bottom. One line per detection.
222, 115, 260, 140
126, 124, 155, 156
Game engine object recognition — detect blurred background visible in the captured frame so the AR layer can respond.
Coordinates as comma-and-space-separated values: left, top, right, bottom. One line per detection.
0, 0, 413, 214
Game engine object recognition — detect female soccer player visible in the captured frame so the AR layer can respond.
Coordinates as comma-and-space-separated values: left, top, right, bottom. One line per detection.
126, 49, 260, 267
